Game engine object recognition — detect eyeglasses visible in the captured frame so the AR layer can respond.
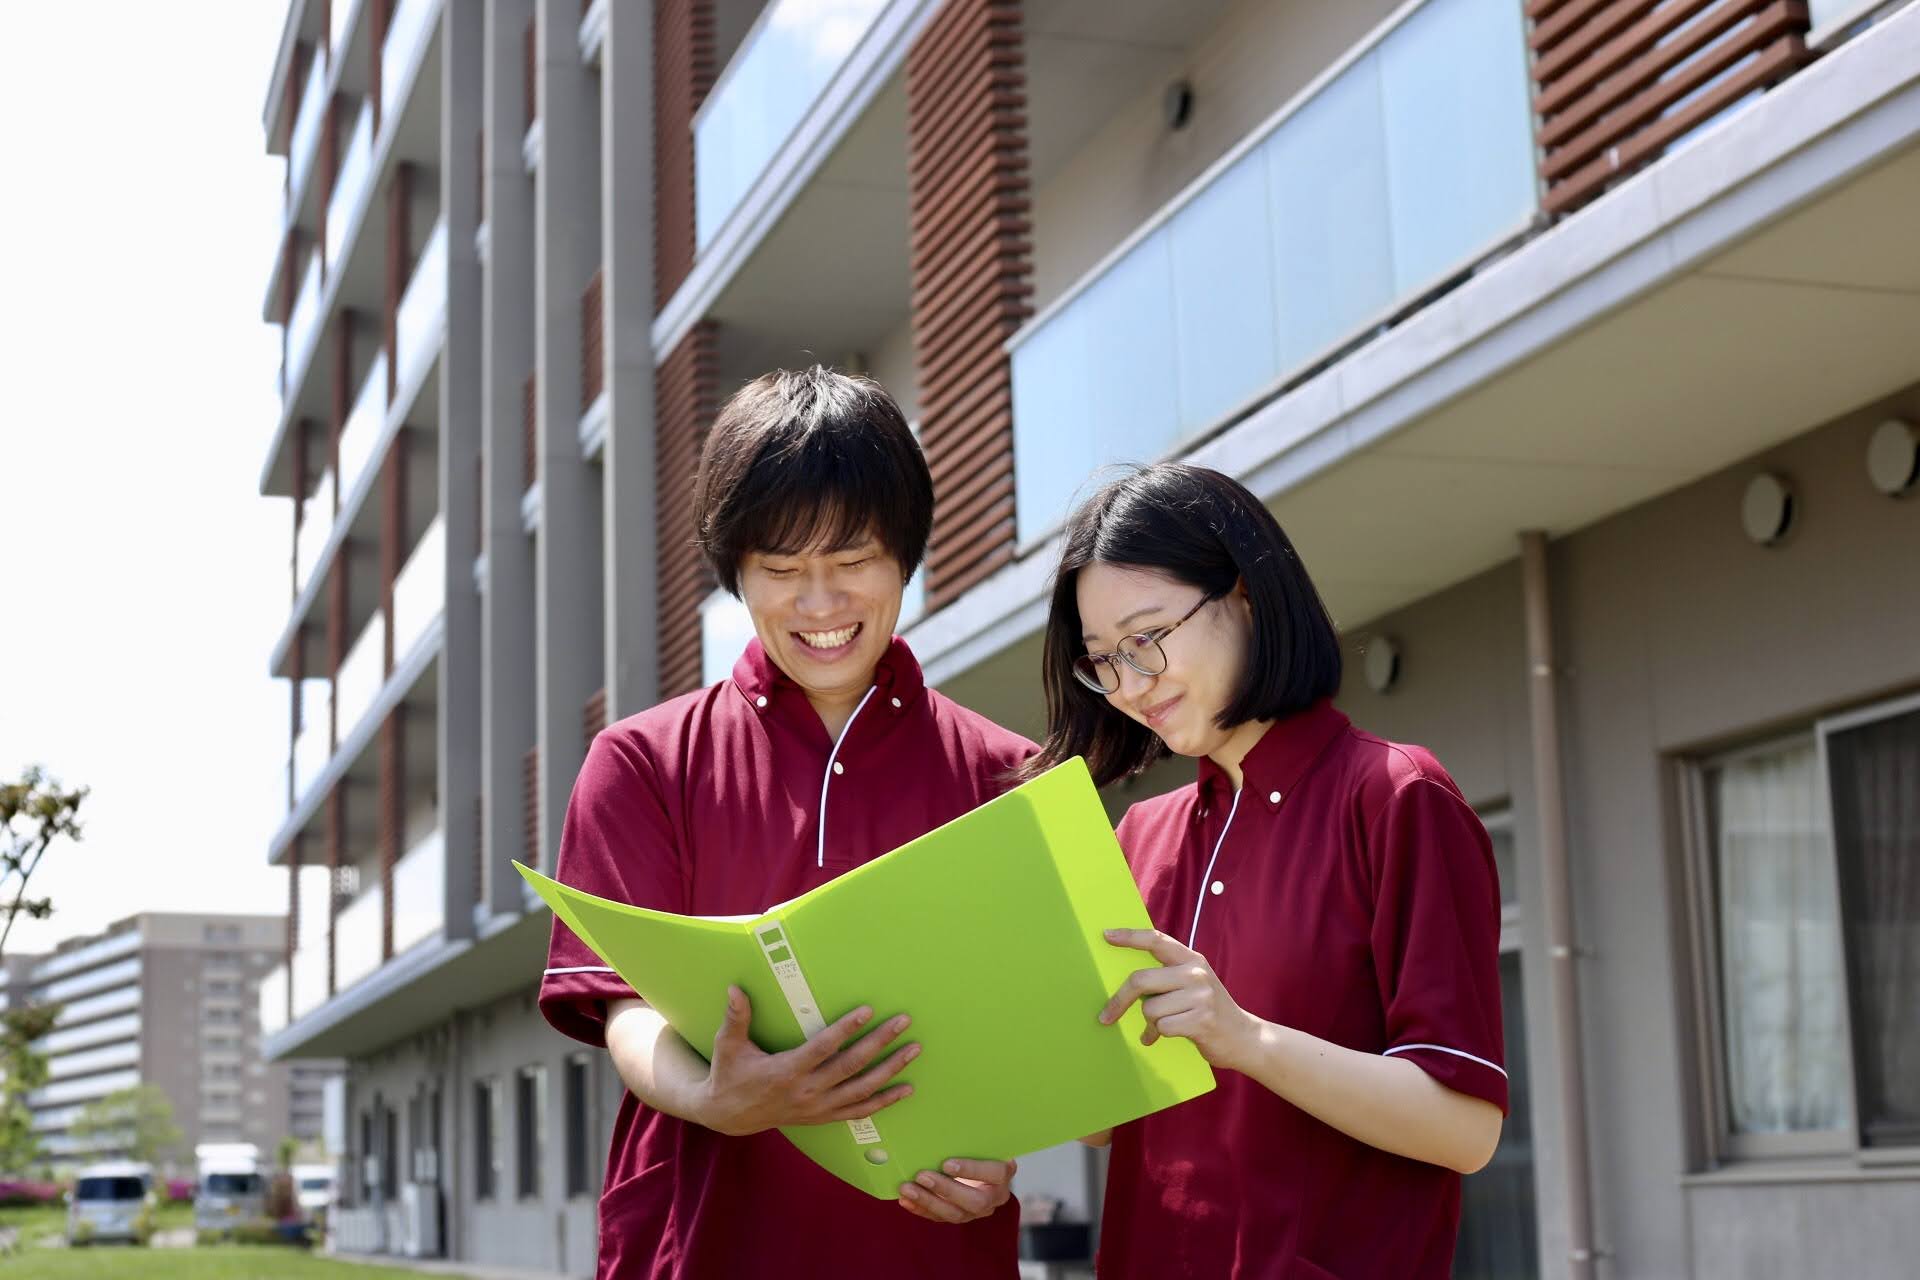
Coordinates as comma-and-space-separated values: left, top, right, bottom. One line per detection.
1071, 594, 1217, 695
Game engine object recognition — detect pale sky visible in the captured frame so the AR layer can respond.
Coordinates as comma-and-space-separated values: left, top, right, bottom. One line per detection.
0, 4, 294, 956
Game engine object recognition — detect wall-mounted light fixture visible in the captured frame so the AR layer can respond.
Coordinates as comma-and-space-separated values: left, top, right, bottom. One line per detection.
1364, 636, 1401, 694
1866, 418, 1918, 497
1164, 80, 1195, 131
1741, 472, 1795, 546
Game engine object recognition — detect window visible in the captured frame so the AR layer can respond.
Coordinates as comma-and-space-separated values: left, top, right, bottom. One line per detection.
474, 1079, 500, 1200
1688, 695, 1920, 1160
383, 1104, 398, 1197
564, 1053, 591, 1197
515, 1065, 547, 1199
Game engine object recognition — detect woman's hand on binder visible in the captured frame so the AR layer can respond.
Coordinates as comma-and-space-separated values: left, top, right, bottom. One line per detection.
1097, 929, 1261, 1073
897, 1157, 1017, 1224
696, 985, 921, 1136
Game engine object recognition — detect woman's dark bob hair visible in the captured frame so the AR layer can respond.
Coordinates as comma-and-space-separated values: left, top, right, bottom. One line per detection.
694, 366, 933, 594
1022, 463, 1342, 787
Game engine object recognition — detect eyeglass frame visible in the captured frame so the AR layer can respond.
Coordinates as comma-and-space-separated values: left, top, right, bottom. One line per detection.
1071, 592, 1219, 695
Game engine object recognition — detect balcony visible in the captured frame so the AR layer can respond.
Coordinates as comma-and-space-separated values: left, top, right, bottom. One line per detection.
284, 250, 326, 404
338, 351, 389, 502
694, 0, 890, 250
334, 610, 386, 750
291, 680, 332, 804
1007, 0, 1537, 544
392, 516, 446, 667
395, 218, 448, 397
330, 0, 359, 56
326, 101, 375, 271
333, 882, 385, 994
294, 470, 334, 597
382, 0, 439, 130
391, 826, 445, 956
260, 964, 289, 1039
288, 46, 330, 213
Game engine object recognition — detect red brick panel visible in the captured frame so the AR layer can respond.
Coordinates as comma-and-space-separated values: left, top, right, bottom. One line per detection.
523, 371, 539, 491
582, 686, 608, 752
385, 163, 416, 403
371, 0, 391, 132
381, 441, 407, 675
652, 0, 715, 310
522, 745, 541, 869
1528, 0, 1810, 215
581, 268, 605, 411
906, 0, 1033, 610
654, 323, 719, 698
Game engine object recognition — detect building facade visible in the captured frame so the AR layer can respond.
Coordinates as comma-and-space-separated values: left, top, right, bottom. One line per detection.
16, 912, 319, 1170
256, 0, 1920, 1275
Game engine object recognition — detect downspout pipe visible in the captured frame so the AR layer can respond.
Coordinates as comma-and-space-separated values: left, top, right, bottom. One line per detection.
1519, 531, 1597, 1279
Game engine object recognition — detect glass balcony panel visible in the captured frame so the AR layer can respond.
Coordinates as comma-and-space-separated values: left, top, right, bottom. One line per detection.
1009, 0, 1536, 544
382, 0, 438, 128
326, 101, 376, 271
290, 865, 333, 1020
1170, 150, 1279, 434
391, 827, 444, 955
1377, 0, 1536, 294
338, 353, 389, 501
285, 251, 325, 401
694, 0, 889, 249
34, 957, 140, 1006
292, 681, 333, 803
261, 964, 289, 1038
332, 882, 385, 992
1266, 52, 1394, 374
330, 0, 359, 55
392, 516, 446, 665
289, 48, 330, 208
395, 219, 448, 392
334, 611, 386, 744
295, 469, 335, 596
34, 1013, 140, 1058
33, 931, 139, 985
46, 1041, 140, 1081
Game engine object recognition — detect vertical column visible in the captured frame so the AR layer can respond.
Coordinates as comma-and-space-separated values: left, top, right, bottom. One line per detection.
534, 0, 606, 867
386, 163, 416, 404
326, 789, 345, 997
651, 0, 712, 312
286, 838, 301, 1025
379, 710, 403, 962
480, 0, 540, 917
906, 0, 1033, 609
602, 0, 660, 719
370, 0, 391, 133
331, 311, 354, 509
440, 0, 485, 943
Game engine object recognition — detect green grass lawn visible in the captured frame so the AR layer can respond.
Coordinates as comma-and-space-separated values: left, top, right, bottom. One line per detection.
12, 1243, 480, 1278
0, 1201, 66, 1246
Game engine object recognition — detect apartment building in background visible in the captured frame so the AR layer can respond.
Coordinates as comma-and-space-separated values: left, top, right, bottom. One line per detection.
257, 0, 1920, 1275
9, 912, 328, 1170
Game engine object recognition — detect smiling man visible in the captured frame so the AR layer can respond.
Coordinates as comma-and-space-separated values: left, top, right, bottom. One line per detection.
538, 367, 1034, 1278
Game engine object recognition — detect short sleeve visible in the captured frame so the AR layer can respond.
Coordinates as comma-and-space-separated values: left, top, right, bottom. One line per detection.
1367, 777, 1508, 1113
538, 729, 689, 1047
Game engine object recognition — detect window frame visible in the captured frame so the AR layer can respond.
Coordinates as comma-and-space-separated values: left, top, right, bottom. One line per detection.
1682, 691, 1920, 1169
515, 1063, 547, 1201
563, 1052, 592, 1199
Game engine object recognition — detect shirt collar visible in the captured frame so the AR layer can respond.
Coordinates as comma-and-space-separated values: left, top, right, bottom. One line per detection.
1197, 698, 1350, 805
731, 634, 927, 715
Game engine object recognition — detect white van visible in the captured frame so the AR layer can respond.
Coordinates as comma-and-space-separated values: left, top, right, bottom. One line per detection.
67, 1161, 154, 1244
291, 1162, 336, 1221
194, 1142, 266, 1233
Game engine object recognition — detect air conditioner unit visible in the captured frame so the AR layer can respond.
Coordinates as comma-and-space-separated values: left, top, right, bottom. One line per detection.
400, 1182, 442, 1258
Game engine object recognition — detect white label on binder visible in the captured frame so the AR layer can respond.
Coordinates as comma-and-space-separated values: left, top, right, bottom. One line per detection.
755, 921, 882, 1146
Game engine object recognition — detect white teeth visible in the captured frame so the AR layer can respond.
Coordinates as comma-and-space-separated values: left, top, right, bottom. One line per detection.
797, 624, 860, 649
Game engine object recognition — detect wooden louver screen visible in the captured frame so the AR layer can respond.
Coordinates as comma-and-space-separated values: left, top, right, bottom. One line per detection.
1529, 0, 1811, 216
524, 17, 538, 131
654, 323, 720, 698
581, 269, 605, 411
522, 371, 538, 491
583, 687, 608, 752
906, 0, 1033, 611
522, 746, 540, 870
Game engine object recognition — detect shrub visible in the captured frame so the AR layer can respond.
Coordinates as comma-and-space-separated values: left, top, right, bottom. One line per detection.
164, 1177, 194, 1203
0, 1179, 63, 1207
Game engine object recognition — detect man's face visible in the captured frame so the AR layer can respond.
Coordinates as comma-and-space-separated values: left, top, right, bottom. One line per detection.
737, 532, 906, 716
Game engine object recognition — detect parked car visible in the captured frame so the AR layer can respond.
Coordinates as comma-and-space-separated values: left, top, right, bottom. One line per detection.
194, 1142, 266, 1234
291, 1162, 336, 1222
67, 1161, 154, 1245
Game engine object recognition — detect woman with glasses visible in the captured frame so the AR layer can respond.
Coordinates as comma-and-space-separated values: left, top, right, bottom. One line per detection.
1021, 463, 1507, 1279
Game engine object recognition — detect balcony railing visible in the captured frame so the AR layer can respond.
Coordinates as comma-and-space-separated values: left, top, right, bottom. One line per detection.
338, 352, 389, 502
693, 0, 889, 249
333, 882, 385, 993
382, 0, 438, 128
326, 100, 375, 270
334, 610, 386, 745
1007, 0, 1536, 544
260, 963, 289, 1038
291, 936, 328, 1021
288, 47, 330, 209
294, 468, 334, 596
392, 515, 446, 665
330, 0, 359, 56
395, 218, 448, 394
391, 826, 444, 955
284, 250, 326, 403
291, 682, 332, 804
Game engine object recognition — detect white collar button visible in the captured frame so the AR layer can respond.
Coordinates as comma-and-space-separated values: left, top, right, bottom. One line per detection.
832, 761, 845, 775
1267, 790, 1282, 804
1210, 880, 1224, 895
755, 695, 768, 709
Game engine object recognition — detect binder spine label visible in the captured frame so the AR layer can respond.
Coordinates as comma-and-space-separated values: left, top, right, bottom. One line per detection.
755, 922, 882, 1146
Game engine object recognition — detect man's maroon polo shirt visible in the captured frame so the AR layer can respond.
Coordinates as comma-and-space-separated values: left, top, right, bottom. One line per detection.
538, 637, 1034, 1279
1098, 700, 1507, 1280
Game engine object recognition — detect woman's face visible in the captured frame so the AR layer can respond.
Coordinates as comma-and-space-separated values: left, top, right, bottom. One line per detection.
1074, 562, 1262, 763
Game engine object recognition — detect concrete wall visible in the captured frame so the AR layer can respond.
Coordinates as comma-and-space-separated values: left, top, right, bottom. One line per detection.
1332, 386, 1920, 1277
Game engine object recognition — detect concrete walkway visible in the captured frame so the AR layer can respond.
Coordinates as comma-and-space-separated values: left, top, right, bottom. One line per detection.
328, 1249, 579, 1280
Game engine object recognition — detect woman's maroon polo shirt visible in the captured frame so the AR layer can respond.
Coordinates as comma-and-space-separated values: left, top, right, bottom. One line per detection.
538, 636, 1034, 1279
1098, 699, 1507, 1280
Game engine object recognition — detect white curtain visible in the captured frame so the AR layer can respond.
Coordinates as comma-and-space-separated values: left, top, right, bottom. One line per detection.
1713, 740, 1848, 1134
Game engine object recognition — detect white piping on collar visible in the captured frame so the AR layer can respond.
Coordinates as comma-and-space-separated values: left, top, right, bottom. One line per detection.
818, 685, 880, 868
1187, 787, 1242, 949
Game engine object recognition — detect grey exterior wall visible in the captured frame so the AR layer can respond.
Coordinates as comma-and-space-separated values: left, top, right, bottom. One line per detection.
1332, 386, 1920, 1278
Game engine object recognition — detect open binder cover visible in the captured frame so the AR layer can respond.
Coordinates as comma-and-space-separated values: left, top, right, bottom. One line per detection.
516, 756, 1215, 1198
